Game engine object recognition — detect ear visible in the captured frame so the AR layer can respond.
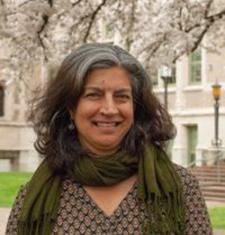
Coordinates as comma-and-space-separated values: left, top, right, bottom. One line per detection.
68, 109, 74, 119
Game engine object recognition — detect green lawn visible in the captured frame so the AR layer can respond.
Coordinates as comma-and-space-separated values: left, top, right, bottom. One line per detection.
209, 207, 225, 230
0, 172, 32, 207
0, 172, 225, 230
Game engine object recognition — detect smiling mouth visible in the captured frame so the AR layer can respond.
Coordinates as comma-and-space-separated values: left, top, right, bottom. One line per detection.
92, 121, 121, 127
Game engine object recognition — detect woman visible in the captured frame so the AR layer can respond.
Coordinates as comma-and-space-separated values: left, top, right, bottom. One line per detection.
6, 43, 212, 235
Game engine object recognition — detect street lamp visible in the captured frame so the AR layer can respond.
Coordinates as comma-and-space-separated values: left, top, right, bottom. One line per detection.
0, 83, 4, 117
160, 66, 172, 110
211, 82, 222, 147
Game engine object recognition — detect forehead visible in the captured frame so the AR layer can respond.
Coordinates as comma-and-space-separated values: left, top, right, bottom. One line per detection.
85, 67, 131, 88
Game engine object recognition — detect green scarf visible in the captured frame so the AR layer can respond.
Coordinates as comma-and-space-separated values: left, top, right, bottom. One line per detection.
18, 144, 185, 235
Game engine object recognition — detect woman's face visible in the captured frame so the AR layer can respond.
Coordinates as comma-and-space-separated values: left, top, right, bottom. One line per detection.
71, 67, 134, 156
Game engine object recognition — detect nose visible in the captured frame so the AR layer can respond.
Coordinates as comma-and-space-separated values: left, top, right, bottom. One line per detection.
100, 95, 118, 115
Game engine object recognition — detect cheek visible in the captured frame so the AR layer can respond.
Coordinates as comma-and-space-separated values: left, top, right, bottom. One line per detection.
73, 106, 87, 128
123, 104, 134, 124
74, 111, 90, 127
74, 101, 96, 120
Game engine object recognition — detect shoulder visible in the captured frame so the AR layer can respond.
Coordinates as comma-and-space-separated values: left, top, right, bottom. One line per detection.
6, 178, 79, 234
173, 164, 213, 234
6, 183, 29, 234
9, 183, 29, 211
173, 163, 199, 190
173, 163, 194, 179
173, 164, 205, 205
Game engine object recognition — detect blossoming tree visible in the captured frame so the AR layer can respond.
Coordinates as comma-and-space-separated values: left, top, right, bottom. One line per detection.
0, 0, 225, 85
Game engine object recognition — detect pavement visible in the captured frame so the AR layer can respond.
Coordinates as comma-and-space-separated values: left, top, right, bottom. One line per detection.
0, 203, 225, 234
0, 207, 10, 235
214, 230, 225, 235
206, 201, 225, 208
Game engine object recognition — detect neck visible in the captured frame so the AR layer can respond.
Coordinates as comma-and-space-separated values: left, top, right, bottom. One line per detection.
79, 140, 120, 157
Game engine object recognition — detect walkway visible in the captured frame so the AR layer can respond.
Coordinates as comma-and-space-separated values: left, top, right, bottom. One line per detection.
0, 208, 10, 234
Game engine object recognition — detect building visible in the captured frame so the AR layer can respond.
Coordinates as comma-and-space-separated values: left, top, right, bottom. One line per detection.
154, 47, 225, 166
0, 54, 42, 171
1, 40, 225, 171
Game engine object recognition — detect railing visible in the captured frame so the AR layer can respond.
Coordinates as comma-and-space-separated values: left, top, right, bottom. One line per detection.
186, 150, 225, 184
186, 150, 225, 168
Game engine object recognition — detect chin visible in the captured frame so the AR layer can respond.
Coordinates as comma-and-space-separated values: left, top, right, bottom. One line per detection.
96, 140, 121, 150
99, 142, 119, 149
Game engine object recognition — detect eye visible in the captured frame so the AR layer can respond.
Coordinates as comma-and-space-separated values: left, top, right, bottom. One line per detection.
84, 92, 101, 99
115, 94, 131, 101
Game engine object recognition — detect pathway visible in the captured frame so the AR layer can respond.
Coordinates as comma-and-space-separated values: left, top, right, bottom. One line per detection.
0, 208, 10, 235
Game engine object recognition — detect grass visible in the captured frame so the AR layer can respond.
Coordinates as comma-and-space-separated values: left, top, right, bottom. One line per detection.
0, 172, 225, 230
209, 207, 225, 230
0, 172, 32, 207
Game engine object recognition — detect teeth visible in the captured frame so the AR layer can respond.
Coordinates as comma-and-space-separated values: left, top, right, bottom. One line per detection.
95, 122, 117, 127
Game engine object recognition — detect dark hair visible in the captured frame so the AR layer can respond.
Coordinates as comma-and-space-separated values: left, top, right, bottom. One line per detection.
29, 43, 176, 172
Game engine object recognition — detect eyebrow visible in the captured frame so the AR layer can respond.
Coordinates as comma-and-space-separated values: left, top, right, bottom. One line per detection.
84, 86, 132, 92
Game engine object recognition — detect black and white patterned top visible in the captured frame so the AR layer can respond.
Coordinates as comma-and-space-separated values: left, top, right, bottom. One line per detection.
6, 165, 212, 235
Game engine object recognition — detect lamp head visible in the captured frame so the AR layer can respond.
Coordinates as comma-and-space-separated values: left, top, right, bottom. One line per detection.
212, 82, 221, 100
160, 66, 172, 79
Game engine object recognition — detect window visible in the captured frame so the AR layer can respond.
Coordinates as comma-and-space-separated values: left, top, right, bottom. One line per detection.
0, 84, 4, 117
168, 65, 176, 85
148, 67, 158, 86
159, 64, 176, 86
187, 125, 198, 165
189, 49, 202, 84
166, 139, 174, 160
152, 73, 158, 86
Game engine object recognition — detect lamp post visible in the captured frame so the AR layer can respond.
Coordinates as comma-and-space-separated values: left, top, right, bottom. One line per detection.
211, 82, 222, 147
0, 83, 4, 117
160, 66, 172, 110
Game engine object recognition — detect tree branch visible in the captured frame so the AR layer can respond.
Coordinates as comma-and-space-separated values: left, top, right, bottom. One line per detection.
18, 0, 36, 8
184, 23, 201, 33
191, 25, 210, 52
37, 14, 49, 61
83, 0, 107, 42
129, 0, 136, 32
184, 7, 225, 46
47, 0, 53, 7
140, 34, 166, 60
204, 0, 213, 18
72, 0, 84, 7
123, 0, 136, 50
206, 8, 225, 21
178, 7, 183, 31
172, 22, 212, 63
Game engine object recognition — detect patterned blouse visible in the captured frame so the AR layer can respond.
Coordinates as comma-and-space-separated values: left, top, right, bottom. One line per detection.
6, 165, 212, 235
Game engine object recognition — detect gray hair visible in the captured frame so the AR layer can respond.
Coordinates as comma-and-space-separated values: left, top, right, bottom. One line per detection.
30, 43, 175, 170
58, 43, 152, 109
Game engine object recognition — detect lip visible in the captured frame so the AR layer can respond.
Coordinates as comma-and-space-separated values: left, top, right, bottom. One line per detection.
92, 121, 122, 127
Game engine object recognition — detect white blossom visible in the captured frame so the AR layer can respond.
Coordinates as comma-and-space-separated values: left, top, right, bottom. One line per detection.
0, 0, 225, 84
